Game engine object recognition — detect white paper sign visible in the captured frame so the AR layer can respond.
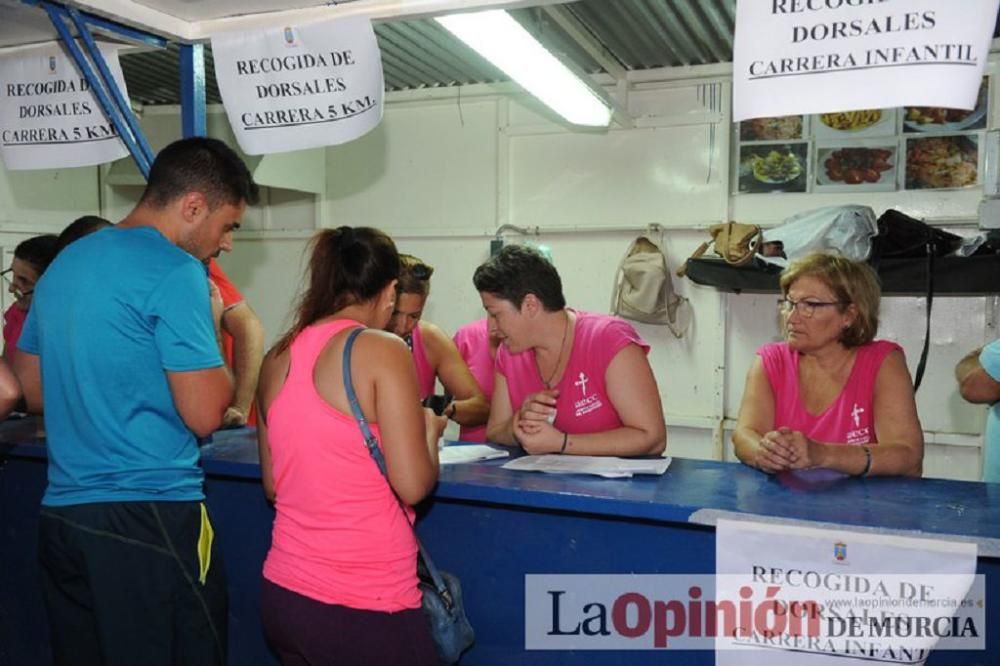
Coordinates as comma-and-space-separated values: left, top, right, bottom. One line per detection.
211, 18, 384, 155
0, 43, 130, 170
733, 0, 1000, 121
715, 519, 982, 665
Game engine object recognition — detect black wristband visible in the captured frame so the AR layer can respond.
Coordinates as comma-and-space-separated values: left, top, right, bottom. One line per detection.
858, 446, 872, 477
560, 432, 569, 454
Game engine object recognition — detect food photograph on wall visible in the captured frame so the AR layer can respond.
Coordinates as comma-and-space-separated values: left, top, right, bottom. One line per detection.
905, 135, 979, 190
815, 142, 897, 193
734, 77, 989, 194
903, 77, 989, 134
737, 142, 809, 194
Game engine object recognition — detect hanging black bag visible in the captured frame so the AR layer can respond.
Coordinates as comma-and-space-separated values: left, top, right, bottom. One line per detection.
871, 210, 963, 392
341, 327, 475, 665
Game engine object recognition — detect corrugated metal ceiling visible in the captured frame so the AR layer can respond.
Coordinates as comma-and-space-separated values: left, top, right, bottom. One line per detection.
117, 0, 998, 106
120, 0, 739, 106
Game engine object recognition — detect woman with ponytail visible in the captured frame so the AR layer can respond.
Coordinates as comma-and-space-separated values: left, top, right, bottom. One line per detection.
256, 226, 445, 665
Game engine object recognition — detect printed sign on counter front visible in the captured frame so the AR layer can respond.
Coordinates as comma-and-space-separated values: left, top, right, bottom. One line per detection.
211, 18, 383, 155
733, 0, 999, 121
715, 519, 983, 665
0, 43, 129, 170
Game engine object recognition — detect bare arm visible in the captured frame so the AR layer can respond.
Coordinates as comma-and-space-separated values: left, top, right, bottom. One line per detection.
422, 322, 489, 427
956, 346, 1000, 404
0, 358, 22, 418
485, 372, 517, 445
513, 344, 666, 456
732, 357, 786, 471
368, 333, 441, 505
809, 350, 923, 477
221, 302, 265, 425
255, 346, 285, 502
256, 403, 275, 502
166, 367, 233, 438
13, 350, 41, 414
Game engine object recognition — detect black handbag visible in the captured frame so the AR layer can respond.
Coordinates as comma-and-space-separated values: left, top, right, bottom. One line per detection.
341, 327, 475, 665
871, 210, 964, 392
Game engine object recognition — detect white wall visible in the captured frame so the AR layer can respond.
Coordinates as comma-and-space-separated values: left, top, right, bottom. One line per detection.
0, 63, 995, 480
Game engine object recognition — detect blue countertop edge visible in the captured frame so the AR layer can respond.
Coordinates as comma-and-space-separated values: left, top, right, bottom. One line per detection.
6, 422, 1000, 556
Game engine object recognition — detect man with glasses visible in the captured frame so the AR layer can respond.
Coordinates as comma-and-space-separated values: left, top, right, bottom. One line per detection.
2, 234, 58, 364
14, 137, 258, 666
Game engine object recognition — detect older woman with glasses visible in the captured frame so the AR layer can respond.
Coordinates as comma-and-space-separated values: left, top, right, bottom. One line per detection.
733, 251, 923, 477
3, 234, 59, 364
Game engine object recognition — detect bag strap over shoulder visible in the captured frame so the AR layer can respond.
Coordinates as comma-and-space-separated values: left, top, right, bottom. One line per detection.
341, 327, 454, 607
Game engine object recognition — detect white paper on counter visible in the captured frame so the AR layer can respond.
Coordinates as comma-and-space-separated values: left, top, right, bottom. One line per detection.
439, 445, 510, 465
502, 454, 671, 478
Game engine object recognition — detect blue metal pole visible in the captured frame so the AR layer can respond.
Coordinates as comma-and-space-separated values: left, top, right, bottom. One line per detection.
22, 0, 168, 49
42, 3, 150, 178
180, 44, 207, 138
66, 6, 156, 167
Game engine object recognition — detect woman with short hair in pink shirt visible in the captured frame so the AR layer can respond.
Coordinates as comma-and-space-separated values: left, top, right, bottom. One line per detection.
255, 227, 446, 665
733, 251, 924, 477
473, 244, 666, 456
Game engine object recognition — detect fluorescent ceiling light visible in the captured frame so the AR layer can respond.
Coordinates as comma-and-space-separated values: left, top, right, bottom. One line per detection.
436, 10, 612, 127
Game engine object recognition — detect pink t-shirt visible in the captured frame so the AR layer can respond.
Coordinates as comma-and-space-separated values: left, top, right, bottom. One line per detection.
263, 320, 420, 612
3, 304, 26, 364
453, 318, 494, 442
758, 340, 902, 446
497, 312, 649, 435
410, 322, 435, 400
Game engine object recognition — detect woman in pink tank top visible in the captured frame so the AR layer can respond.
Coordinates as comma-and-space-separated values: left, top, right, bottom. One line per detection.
256, 227, 446, 665
472, 244, 666, 456
733, 252, 924, 477
386, 254, 490, 434
452, 318, 499, 442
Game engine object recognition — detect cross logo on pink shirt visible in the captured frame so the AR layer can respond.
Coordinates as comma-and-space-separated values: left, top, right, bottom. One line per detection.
575, 372, 589, 395
851, 403, 865, 429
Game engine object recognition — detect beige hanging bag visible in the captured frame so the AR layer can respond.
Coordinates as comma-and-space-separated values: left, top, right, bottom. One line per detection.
677, 222, 763, 277
610, 235, 691, 338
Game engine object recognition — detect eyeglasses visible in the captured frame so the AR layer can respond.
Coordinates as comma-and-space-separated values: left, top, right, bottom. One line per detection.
777, 297, 845, 318
410, 264, 432, 281
1, 268, 34, 299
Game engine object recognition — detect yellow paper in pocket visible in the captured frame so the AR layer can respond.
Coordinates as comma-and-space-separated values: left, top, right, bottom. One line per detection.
197, 503, 214, 585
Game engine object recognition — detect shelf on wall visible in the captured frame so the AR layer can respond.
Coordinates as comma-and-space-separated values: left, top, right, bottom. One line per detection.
683, 255, 1000, 296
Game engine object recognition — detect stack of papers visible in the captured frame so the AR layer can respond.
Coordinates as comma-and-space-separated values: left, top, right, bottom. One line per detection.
502, 455, 672, 478
439, 444, 511, 465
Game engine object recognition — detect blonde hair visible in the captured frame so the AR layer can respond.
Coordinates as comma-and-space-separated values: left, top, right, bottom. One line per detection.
779, 251, 881, 347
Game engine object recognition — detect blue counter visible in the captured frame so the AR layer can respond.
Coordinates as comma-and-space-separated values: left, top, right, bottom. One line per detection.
2, 419, 998, 665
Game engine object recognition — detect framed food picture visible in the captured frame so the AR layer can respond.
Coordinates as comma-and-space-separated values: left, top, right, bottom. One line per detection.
738, 143, 809, 193
739, 115, 806, 142
815, 141, 898, 192
812, 108, 896, 140
904, 134, 979, 190
903, 77, 989, 134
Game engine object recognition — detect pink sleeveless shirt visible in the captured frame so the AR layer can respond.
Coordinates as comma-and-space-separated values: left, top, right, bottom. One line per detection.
758, 340, 902, 446
410, 322, 435, 400
497, 312, 649, 435
263, 320, 420, 611
453, 319, 494, 442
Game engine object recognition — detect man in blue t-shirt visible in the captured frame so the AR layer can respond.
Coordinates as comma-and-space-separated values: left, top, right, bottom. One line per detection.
14, 137, 258, 666
956, 340, 1000, 482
